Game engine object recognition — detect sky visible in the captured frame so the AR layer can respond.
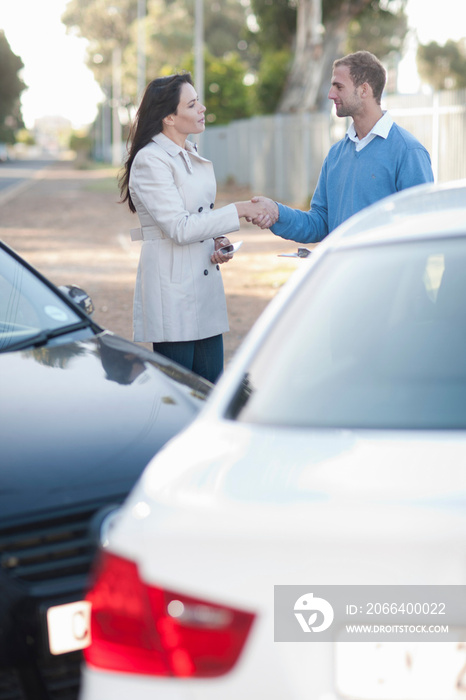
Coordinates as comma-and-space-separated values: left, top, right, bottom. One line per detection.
0, 0, 104, 129
0, 0, 465, 130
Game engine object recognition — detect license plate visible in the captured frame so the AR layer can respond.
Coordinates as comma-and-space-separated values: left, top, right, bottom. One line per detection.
335, 635, 466, 699
46, 601, 91, 655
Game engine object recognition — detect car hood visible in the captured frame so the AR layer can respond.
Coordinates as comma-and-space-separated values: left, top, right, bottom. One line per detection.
0, 333, 210, 520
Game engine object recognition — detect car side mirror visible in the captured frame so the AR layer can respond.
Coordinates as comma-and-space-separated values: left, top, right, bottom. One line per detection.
59, 284, 95, 316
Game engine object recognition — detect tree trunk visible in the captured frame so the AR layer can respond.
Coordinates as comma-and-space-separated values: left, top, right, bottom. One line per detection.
278, 0, 372, 113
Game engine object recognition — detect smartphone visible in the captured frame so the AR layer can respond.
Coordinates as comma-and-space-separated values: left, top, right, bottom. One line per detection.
218, 240, 243, 255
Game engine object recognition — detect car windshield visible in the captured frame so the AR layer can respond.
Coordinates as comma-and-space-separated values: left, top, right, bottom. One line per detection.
232, 237, 466, 430
0, 246, 83, 351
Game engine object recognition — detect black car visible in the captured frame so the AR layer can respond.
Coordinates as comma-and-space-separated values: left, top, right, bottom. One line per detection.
0, 240, 212, 700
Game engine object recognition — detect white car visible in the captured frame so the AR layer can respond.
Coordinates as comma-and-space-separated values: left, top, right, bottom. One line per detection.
80, 180, 466, 700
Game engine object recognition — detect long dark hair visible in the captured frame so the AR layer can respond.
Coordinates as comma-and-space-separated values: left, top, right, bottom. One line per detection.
119, 72, 193, 212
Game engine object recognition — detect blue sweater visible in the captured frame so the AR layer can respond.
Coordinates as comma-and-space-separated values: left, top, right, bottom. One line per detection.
270, 123, 434, 243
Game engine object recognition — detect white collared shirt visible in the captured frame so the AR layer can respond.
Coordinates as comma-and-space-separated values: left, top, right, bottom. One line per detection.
347, 110, 393, 152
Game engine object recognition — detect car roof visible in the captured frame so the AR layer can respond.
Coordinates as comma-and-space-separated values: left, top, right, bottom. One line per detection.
327, 179, 466, 249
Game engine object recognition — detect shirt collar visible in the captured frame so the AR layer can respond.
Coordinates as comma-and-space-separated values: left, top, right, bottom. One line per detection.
347, 110, 393, 142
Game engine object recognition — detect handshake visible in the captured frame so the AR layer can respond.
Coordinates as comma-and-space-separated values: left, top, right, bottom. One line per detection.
214, 196, 280, 265
236, 196, 279, 230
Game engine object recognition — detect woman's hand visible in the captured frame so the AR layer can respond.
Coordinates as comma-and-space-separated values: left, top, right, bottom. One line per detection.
235, 199, 278, 229
211, 236, 233, 265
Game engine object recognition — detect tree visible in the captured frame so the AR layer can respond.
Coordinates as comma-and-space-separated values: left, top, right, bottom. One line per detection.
417, 39, 466, 91
62, 0, 137, 107
346, 0, 407, 58
62, 0, 250, 117
249, 0, 298, 53
167, 50, 254, 125
61, 0, 410, 129
250, 0, 408, 114
0, 31, 26, 143
185, 0, 249, 58
254, 49, 294, 114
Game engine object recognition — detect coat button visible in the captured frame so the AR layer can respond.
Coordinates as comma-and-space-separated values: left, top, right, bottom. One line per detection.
198, 206, 203, 212
216, 264, 220, 270
204, 269, 209, 276
210, 203, 214, 209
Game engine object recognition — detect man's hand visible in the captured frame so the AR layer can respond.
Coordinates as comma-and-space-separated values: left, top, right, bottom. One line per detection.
235, 199, 277, 229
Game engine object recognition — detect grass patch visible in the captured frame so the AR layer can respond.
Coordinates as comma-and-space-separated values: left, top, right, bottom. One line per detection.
84, 178, 120, 194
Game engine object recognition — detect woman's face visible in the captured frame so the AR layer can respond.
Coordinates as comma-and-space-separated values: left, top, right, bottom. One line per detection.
168, 82, 206, 138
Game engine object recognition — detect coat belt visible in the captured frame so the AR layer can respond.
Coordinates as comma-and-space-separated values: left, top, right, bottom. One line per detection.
130, 226, 165, 241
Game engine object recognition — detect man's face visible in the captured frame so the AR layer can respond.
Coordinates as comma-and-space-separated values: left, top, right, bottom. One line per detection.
328, 65, 363, 118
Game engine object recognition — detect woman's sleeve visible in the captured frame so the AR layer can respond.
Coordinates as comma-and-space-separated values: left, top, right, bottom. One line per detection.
130, 151, 240, 245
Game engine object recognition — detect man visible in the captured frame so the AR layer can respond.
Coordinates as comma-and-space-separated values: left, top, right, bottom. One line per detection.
253, 51, 434, 240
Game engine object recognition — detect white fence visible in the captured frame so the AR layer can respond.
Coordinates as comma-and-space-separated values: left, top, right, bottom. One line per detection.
201, 88, 466, 204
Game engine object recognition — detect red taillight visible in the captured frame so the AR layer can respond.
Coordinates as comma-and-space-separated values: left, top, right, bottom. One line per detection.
84, 551, 255, 677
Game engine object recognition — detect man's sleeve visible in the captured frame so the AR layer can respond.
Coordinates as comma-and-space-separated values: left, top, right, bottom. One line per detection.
396, 146, 434, 191
270, 161, 330, 244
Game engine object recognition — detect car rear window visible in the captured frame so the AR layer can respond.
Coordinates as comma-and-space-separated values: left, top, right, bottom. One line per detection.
231, 237, 466, 430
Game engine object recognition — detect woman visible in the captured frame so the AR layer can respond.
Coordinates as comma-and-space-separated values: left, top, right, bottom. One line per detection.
119, 72, 266, 383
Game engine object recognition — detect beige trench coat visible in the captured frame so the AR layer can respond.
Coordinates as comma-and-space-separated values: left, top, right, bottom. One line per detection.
129, 133, 240, 343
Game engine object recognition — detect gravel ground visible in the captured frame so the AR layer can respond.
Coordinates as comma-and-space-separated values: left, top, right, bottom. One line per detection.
0, 159, 305, 365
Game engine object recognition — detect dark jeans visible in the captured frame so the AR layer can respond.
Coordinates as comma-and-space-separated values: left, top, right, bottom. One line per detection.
152, 334, 224, 383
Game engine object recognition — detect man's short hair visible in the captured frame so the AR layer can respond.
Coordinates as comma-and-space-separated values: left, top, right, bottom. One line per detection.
333, 51, 386, 104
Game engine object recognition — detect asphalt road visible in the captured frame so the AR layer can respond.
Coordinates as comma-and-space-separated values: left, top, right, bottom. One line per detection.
0, 158, 139, 343
0, 159, 54, 202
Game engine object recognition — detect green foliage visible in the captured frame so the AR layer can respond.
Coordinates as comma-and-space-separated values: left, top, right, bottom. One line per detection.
254, 49, 293, 114
62, 0, 249, 110
346, 0, 408, 57
248, 0, 297, 52
249, 0, 407, 58
244, 0, 296, 113
184, 51, 254, 125
0, 31, 26, 142
417, 39, 466, 90
61, 0, 411, 125
183, 0, 250, 58
205, 53, 254, 125
15, 129, 35, 145
69, 131, 93, 153
249, 0, 408, 114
